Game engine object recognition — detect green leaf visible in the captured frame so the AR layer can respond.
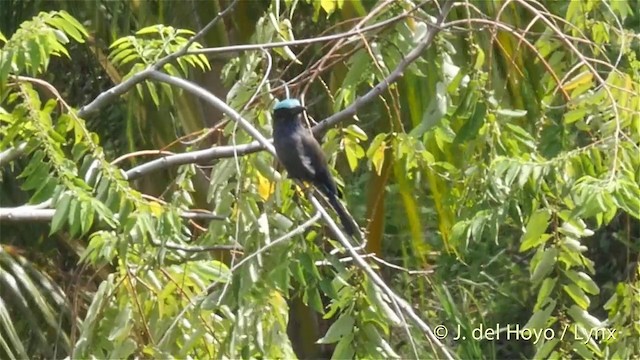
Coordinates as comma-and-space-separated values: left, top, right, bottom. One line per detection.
520, 210, 551, 251
21, 162, 50, 191
19, 150, 45, 177
120, 53, 140, 67
109, 36, 132, 49
116, 197, 133, 222
497, 108, 527, 117
571, 340, 597, 359
299, 253, 321, 281
366, 133, 387, 176
535, 277, 557, 310
46, 17, 83, 44
562, 283, 590, 309
561, 238, 588, 253
534, 338, 560, 359
504, 123, 536, 149
146, 82, 160, 107
317, 314, 354, 344
531, 247, 557, 284
52, 29, 69, 45
27, 39, 42, 74
31, 178, 57, 203
344, 124, 368, 141
567, 305, 602, 329
136, 25, 162, 35
361, 322, 400, 358
344, 138, 364, 172
80, 201, 95, 235
320, 0, 337, 15
67, 198, 81, 236
563, 107, 588, 124
523, 299, 556, 329
111, 48, 136, 65
50, 193, 71, 234
57, 11, 88, 38
455, 101, 486, 143
331, 333, 355, 360
564, 270, 599, 295
305, 287, 324, 314
107, 304, 132, 341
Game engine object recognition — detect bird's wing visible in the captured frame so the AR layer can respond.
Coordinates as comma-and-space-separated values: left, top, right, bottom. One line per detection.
298, 133, 327, 176
287, 134, 315, 178
299, 133, 338, 196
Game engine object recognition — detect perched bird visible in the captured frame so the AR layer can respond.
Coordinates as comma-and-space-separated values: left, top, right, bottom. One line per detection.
272, 98, 359, 237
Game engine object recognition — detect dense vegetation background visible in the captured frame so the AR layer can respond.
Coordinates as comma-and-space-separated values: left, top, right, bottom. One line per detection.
0, 0, 638, 358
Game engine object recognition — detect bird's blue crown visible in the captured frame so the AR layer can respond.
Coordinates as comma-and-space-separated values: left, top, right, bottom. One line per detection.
274, 98, 302, 111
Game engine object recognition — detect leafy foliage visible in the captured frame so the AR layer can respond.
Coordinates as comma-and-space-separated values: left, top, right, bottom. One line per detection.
109, 25, 210, 107
0, 11, 87, 82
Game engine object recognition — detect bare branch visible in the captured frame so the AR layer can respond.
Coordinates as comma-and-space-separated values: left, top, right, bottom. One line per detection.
148, 238, 243, 253
148, 71, 272, 152
188, 11, 410, 56
124, 142, 259, 180
0, 208, 225, 222
309, 193, 454, 359
0, 142, 27, 166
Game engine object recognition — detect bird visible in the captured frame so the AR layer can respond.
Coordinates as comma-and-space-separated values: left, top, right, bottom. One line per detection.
272, 98, 360, 238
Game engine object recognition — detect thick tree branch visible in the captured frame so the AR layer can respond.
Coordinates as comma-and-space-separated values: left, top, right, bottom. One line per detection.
0, 142, 27, 167
124, 143, 258, 180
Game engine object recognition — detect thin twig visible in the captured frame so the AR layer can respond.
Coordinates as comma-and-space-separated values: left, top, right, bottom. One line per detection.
189, 12, 409, 57
111, 149, 176, 166
226, 212, 322, 277
148, 238, 243, 253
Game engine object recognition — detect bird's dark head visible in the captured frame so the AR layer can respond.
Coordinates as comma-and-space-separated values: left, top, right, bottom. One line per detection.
273, 98, 305, 121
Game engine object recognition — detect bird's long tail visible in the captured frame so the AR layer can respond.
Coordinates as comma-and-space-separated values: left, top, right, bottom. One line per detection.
327, 193, 361, 239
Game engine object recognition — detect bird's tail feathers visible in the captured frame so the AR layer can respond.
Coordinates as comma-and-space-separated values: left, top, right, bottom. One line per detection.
327, 193, 360, 239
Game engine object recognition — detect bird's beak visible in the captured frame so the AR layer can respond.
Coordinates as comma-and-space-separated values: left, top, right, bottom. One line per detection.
295, 105, 306, 114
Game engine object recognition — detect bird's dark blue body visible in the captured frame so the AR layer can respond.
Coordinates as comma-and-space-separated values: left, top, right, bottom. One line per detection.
272, 99, 358, 237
